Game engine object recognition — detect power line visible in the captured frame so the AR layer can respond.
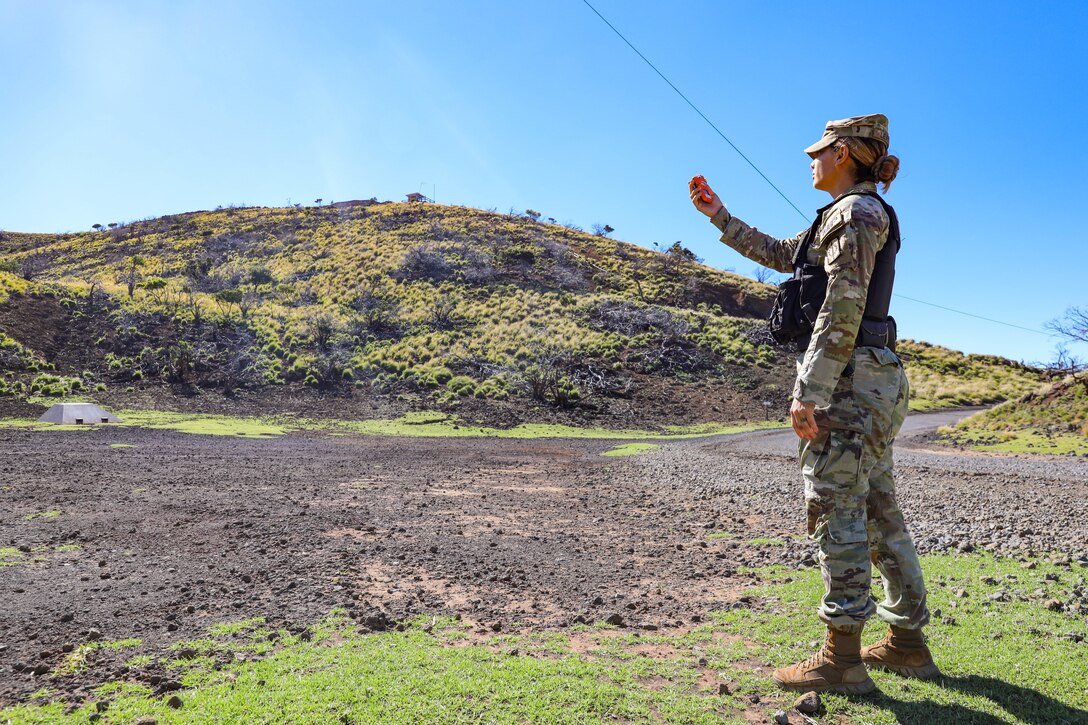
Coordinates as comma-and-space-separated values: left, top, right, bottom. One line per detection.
579, 0, 1053, 339
892, 294, 1051, 336
579, 0, 809, 222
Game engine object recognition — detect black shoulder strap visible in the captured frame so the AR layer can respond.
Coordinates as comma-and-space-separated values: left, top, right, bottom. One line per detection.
790, 221, 822, 279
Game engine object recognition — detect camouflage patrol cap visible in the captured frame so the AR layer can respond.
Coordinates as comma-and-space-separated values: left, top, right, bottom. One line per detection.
804, 114, 890, 156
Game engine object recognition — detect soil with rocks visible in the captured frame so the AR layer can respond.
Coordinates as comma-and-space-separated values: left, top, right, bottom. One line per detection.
2, 412, 1087, 708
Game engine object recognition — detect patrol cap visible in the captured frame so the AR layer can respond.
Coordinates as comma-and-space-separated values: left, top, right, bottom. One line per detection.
804, 114, 890, 156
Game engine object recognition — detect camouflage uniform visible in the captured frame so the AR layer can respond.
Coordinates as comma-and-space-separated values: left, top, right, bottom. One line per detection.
710, 182, 929, 634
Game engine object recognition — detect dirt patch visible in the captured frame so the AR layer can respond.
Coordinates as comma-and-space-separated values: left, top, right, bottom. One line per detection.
0, 427, 758, 705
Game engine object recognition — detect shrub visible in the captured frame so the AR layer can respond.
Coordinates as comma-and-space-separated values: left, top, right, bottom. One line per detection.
430, 367, 454, 385
587, 300, 684, 337
397, 245, 454, 282
446, 375, 476, 396
474, 376, 511, 400
28, 374, 84, 397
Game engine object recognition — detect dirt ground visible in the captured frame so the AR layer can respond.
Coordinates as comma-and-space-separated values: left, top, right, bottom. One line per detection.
0, 425, 765, 707
3, 417, 1086, 709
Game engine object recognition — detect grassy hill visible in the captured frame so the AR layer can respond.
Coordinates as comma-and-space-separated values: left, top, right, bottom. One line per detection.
896, 339, 1043, 411
0, 201, 1048, 428
939, 375, 1088, 455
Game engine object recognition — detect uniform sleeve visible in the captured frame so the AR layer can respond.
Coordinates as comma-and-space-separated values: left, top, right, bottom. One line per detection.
710, 207, 805, 273
793, 204, 885, 407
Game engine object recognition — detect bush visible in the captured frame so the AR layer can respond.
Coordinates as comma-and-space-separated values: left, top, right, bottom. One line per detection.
430, 367, 454, 385
474, 376, 511, 400
587, 300, 685, 337
28, 374, 84, 397
397, 245, 454, 282
446, 375, 476, 396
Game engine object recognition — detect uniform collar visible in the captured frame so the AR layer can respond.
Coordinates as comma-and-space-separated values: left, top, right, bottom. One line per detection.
816, 181, 878, 215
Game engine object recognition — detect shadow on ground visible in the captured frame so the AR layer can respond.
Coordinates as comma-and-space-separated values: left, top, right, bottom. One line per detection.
863, 674, 1088, 724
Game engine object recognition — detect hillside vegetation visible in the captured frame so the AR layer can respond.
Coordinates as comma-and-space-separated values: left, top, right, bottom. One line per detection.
941, 375, 1088, 455
897, 339, 1044, 411
0, 201, 1045, 427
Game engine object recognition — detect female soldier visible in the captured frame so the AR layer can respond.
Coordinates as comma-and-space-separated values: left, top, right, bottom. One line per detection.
690, 114, 937, 694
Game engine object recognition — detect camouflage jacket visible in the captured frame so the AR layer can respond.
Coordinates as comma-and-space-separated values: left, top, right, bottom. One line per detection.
710, 182, 891, 407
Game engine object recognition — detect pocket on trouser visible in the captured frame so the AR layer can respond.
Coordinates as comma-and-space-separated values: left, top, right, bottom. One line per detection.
803, 428, 869, 545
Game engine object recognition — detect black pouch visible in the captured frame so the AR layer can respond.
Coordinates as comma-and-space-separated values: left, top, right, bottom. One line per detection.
857, 316, 898, 352
768, 265, 827, 345
768, 277, 805, 344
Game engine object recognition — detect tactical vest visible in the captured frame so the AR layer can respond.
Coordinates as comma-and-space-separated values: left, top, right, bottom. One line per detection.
767, 191, 900, 352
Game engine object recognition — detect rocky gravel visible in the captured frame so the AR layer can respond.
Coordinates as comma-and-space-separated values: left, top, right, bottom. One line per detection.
641, 410, 1088, 561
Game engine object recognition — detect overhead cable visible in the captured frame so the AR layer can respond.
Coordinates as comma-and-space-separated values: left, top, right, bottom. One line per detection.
579, 0, 1052, 338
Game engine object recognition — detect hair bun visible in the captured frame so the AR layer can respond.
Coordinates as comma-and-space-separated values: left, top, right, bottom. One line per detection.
873, 154, 900, 187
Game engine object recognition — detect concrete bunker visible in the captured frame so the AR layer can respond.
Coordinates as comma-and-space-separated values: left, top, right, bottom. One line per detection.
38, 403, 121, 425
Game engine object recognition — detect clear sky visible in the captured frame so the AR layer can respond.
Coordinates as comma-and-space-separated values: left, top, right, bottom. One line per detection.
2, 1, 1085, 364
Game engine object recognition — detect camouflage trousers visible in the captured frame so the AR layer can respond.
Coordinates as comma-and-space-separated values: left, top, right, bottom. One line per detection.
798, 346, 929, 634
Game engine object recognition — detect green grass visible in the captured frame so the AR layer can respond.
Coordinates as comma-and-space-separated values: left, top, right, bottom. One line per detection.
1, 544, 82, 569
746, 537, 786, 546
116, 411, 292, 438
5, 554, 1083, 723
0, 547, 24, 567
321, 414, 783, 440
939, 426, 1088, 456
0, 410, 783, 441
109, 443, 136, 448
1, 613, 744, 724
900, 339, 1043, 410
55, 640, 142, 676
939, 378, 1088, 455
601, 442, 661, 456
21, 510, 61, 520
711, 553, 1088, 723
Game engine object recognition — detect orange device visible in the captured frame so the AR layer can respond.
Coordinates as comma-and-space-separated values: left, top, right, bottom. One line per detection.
690, 175, 714, 203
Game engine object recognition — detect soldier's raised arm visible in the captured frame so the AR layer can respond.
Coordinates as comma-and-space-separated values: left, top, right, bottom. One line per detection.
689, 180, 802, 272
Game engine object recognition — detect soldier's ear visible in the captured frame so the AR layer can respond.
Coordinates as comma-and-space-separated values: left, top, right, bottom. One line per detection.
835, 144, 850, 167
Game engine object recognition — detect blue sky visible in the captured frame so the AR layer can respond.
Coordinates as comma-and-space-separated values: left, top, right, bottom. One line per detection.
2, 1, 1085, 364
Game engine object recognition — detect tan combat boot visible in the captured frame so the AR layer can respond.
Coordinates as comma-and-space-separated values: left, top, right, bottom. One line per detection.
861, 625, 940, 679
772, 628, 876, 694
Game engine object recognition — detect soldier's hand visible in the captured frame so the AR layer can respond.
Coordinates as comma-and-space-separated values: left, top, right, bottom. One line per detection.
790, 399, 819, 440
689, 180, 724, 218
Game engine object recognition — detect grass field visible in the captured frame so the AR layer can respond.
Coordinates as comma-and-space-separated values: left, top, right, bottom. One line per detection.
0, 410, 784, 441
5, 553, 1085, 724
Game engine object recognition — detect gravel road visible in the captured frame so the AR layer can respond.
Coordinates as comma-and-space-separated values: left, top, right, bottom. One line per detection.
642, 409, 1088, 562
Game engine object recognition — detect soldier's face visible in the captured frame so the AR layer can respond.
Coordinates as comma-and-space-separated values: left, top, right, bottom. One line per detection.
810, 145, 850, 192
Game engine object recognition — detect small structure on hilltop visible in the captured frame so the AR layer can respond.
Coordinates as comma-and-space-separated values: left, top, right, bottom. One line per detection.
405, 192, 431, 203
38, 403, 121, 425
332, 198, 380, 209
